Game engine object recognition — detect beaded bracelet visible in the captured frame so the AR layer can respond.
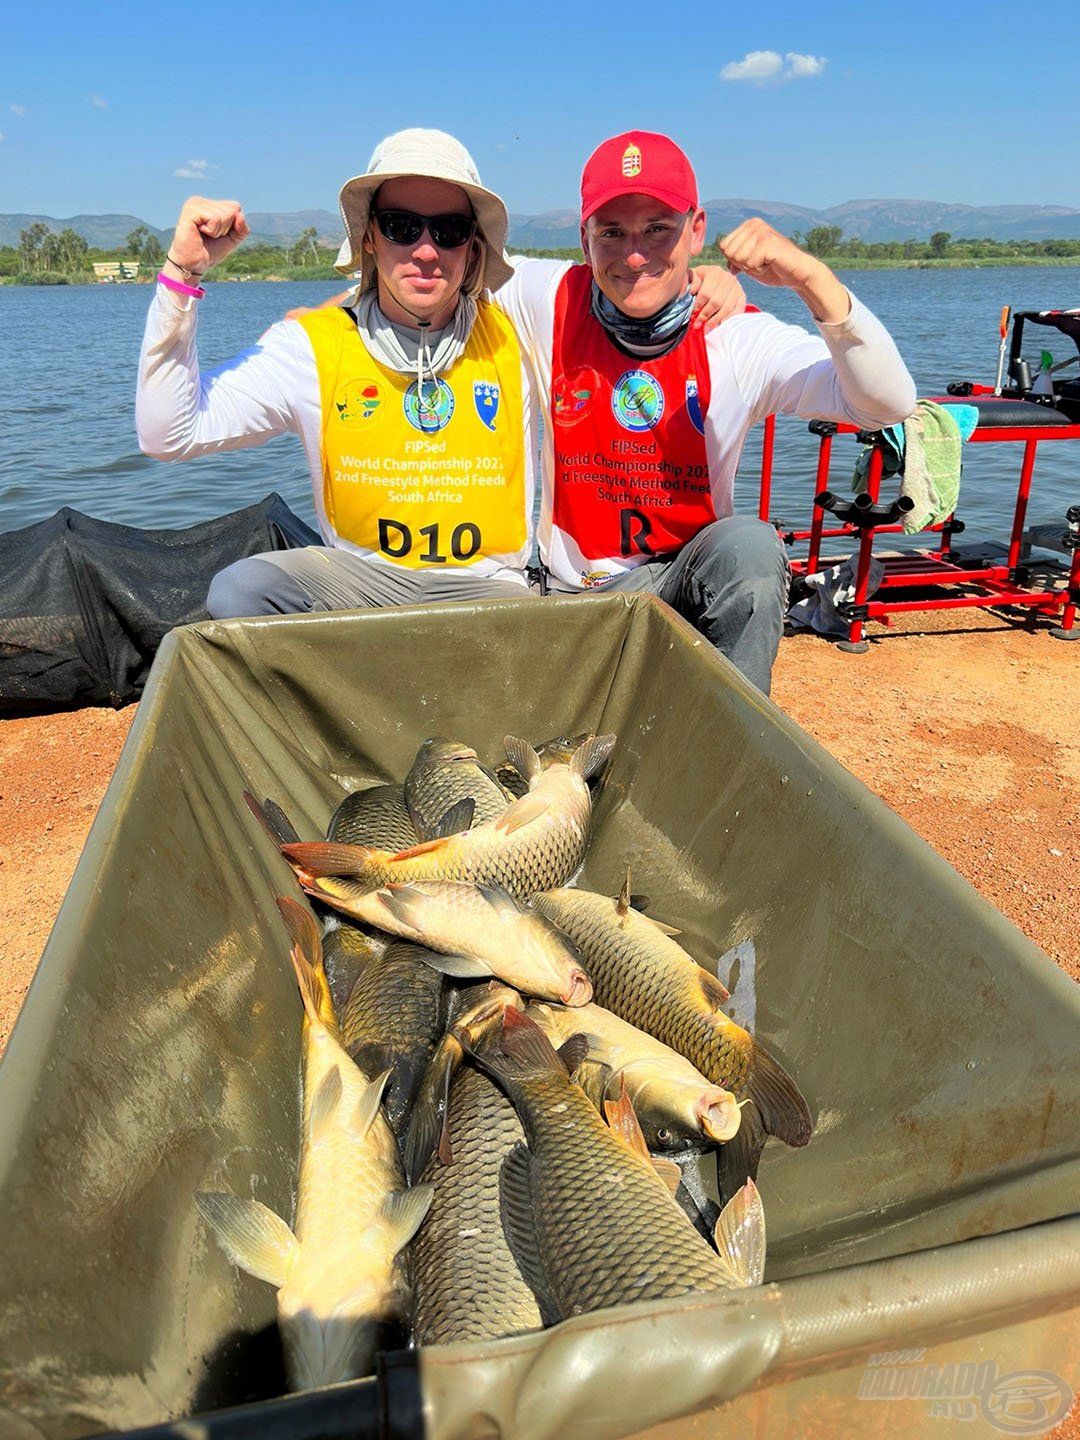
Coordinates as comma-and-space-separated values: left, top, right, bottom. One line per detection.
157, 270, 206, 300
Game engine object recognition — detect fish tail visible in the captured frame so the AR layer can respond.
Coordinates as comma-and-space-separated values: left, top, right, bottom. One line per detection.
747, 1041, 813, 1148
280, 840, 383, 887
464, 1007, 570, 1100
243, 790, 302, 846
712, 1179, 767, 1289
276, 896, 338, 1033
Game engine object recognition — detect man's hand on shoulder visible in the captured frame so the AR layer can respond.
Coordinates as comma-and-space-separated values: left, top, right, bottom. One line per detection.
688, 266, 746, 332
720, 219, 850, 325
166, 197, 251, 281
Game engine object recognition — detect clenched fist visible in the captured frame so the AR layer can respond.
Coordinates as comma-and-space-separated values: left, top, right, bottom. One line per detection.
720, 219, 850, 324
168, 197, 251, 276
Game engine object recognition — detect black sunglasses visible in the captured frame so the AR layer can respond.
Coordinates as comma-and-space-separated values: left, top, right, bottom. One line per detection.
373, 208, 477, 249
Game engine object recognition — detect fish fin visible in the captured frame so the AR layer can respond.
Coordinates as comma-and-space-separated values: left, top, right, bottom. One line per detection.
653, 1157, 684, 1196
351, 1068, 392, 1139
712, 1179, 767, 1288
309, 1065, 343, 1144
428, 798, 476, 840
194, 1192, 297, 1288
465, 1008, 569, 1090
416, 951, 493, 979
698, 969, 732, 1007
381, 1184, 435, 1253
500, 1144, 561, 1326
603, 1076, 651, 1161
642, 916, 683, 938
387, 835, 454, 861
403, 1033, 463, 1183
374, 884, 430, 934
570, 733, 616, 781
748, 1042, 813, 1148
629, 893, 651, 912
280, 841, 378, 879
556, 1033, 591, 1074
279, 898, 338, 1033
476, 883, 523, 919
571, 1058, 614, 1112
347, 1039, 395, 1082
616, 867, 632, 924
717, 1105, 768, 1200
495, 790, 553, 834
503, 735, 541, 786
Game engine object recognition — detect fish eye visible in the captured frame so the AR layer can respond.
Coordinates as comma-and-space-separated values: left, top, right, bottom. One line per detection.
656, 1128, 672, 1144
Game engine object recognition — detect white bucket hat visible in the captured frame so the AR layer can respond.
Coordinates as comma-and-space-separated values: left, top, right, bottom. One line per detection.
336, 128, 513, 293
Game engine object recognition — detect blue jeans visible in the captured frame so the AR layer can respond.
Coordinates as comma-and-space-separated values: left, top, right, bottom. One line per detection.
589, 516, 790, 695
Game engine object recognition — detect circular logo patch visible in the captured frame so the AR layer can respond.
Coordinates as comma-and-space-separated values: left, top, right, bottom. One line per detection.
612, 370, 665, 431
334, 379, 384, 427
404, 378, 455, 432
553, 366, 601, 426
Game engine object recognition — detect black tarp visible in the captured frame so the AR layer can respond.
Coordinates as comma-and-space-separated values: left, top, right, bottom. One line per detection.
0, 495, 317, 714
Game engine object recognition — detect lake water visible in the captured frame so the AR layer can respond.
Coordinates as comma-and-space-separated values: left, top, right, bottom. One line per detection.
1, 267, 1078, 541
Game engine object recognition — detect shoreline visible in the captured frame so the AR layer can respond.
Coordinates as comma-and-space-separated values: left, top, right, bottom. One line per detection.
4, 255, 1080, 287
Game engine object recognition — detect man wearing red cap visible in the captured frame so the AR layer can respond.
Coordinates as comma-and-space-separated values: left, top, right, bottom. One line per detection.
496, 130, 916, 694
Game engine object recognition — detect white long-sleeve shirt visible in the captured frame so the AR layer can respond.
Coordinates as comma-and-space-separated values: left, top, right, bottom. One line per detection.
135, 286, 538, 586
492, 258, 917, 589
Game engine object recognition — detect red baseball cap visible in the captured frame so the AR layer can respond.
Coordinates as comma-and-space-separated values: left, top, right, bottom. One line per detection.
580, 130, 698, 223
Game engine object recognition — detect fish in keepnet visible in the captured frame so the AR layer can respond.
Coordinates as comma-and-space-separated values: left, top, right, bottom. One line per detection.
496, 733, 600, 800
404, 738, 512, 839
279, 733, 616, 901
409, 989, 543, 1344
280, 873, 593, 1009
466, 1009, 766, 1320
404, 982, 525, 1182
329, 783, 418, 853
530, 885, 813, 1191
338, 935, 447, 1135
527, 1000, 742, 1153
411, 1066, 543, 1344
195, 898, 433, 1390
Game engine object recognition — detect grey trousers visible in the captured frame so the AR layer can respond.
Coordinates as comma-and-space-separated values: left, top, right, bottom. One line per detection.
206, 546, 531, 618
586, 516, 790, 695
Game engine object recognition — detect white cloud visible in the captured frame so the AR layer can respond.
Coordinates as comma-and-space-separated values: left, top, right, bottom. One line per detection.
0, 133, 4, 143
720, 49, 828, 84
90, 93, 107, 109
174, 158, 212, 179
11, 104, 27, 116
721, 50, 783, 82
786, 52, 827, 77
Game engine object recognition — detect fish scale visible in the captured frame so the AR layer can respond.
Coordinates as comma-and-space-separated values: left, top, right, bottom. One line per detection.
499, 1069, 737, 1316
404, 740, 511, 839
531, 889, 752, 1091
411, 1068, 542, 1345
329, 784, 417, 852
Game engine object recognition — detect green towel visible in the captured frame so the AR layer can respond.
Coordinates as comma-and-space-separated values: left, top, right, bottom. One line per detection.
854, 399, 964, 534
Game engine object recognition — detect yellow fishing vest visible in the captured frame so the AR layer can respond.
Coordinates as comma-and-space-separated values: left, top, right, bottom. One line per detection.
299, 302, 527, 569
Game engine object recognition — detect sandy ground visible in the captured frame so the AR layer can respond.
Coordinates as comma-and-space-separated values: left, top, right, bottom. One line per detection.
0, 607, 1076, 1431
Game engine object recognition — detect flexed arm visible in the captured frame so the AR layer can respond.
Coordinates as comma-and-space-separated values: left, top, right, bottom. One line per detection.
137, 197, 315, 461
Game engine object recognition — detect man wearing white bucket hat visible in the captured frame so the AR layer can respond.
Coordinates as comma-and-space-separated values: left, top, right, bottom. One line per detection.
136, 130, 540, 615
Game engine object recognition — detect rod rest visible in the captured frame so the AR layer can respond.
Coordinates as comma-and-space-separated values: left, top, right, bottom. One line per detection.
815, 491, 916, 527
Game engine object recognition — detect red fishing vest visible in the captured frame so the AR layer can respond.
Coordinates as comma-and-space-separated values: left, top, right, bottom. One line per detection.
550, 264, 715, 568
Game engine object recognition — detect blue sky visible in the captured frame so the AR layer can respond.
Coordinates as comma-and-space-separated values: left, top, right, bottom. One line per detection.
2, 0, 1078, 225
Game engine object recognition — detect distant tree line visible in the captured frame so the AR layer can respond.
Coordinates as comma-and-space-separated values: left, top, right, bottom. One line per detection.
697, 226, 1080, 264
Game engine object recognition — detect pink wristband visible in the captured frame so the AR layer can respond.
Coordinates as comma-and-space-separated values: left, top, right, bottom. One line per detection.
157, 270, 206, 300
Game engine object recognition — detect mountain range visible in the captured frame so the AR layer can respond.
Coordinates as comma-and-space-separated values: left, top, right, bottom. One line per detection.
4, 199, 1080, 252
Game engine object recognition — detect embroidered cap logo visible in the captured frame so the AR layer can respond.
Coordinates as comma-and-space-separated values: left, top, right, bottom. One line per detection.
621, 144, 642, 179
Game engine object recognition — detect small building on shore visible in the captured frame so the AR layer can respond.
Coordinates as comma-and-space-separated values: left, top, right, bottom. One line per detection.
92, 261, 140, 283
